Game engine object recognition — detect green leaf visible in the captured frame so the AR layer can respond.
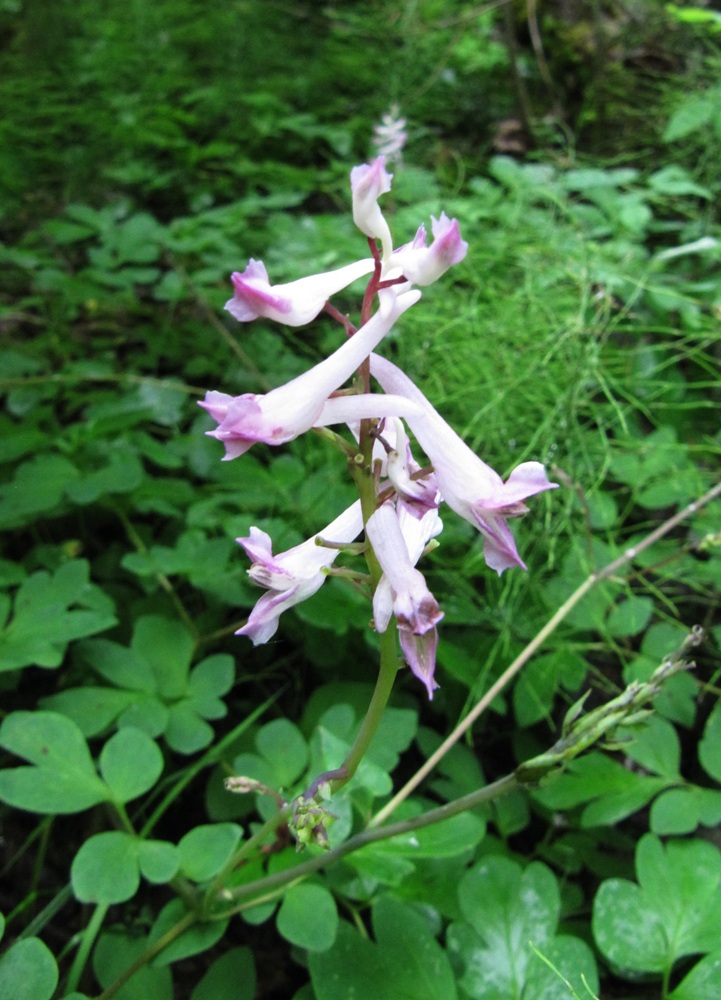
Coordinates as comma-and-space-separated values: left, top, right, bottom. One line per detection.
0, 455, 79, 530
663, 97, 715, 142
606, 595, 653, 638
0, 938, 58, 1000
532, 752, 669, 827
651, 787, 721, 835
165, 702, 214, 754
669, 950, 721, 1000
39, 687, 137, 737
454, 857, 555, 993
71, 832, 140, 904
0, 562, 116, 672
621, 714, 680, 778
0, 712, 109, 813
149, 900, 228, 965
178, 824, 242, 882
255, 719, 308, 788
138, 840, 180, 884
99, 728, 164, 802
699, 702, 721, 782
592, 834, 721, 974
513, 650, 587, 727
93, 931, 172, 1000
310, 897, 457, 1000
372, 809, 486, 859
65, 448, 144, 504
190, 948, 256, 1000
277, 883, 338, 952
132, 615, 194, 700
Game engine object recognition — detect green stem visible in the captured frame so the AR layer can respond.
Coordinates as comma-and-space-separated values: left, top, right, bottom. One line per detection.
210, 773, 517, 918
328, 626, 399, 795
64, 904, 108, 996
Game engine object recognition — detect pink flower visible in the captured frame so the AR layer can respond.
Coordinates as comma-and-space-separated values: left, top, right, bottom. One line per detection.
369, 354, 558, 574
201, 287, 421, 459
350, 156, 394, 259
391, 213, 468, 286
237, 501, 364, 645
366, 502, 443, 698
225, 257, 374, 327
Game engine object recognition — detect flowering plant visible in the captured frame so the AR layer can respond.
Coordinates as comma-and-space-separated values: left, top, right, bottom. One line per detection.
202, 156, 557, 836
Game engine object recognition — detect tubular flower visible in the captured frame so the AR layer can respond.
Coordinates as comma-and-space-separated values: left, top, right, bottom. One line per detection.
366, 502, 443, 698
391, 213, 468, 286
350, 156, 394, 260
236, 501, 364, 645
383, 416, 440, 515
225, 257, 375, 327
369, 354, 558, 574
201, 286, 421, 459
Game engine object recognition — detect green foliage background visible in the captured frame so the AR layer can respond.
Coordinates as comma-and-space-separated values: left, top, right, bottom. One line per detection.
1, 1, 720, 998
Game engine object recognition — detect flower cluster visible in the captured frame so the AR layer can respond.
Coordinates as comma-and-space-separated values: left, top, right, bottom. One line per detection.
201, 157, 557, 697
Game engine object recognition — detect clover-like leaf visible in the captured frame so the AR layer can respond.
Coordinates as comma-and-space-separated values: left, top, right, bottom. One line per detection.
45, 618, 234, 753
593, 834, 721, 975
448, 855, 598, 1000
71, 831, 178, 904
0, 712, 109, 813
309, 896, 457, 1000
0, 561, 116, 672
0, 937, 58, 1000
277, 883, 338, 952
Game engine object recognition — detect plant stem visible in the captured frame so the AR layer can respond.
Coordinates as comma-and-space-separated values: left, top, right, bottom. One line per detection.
369, 479, 721, 827
327, 626, 399, 796
211, 773, 518, 918
64, 903, 108, 996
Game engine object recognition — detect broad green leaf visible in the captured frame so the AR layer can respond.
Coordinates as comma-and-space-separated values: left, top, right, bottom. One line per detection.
669, 950, 721, 1000
277, 883, 338, 952
132, 615, 194, 699
699, 702, 721, 782
39, 687, 137, 737
149, 900, 228, 965
93, 930, 172, 1000
593, 835, 721, 974
178, 823, 242, 882
0, 562, 116, 672
0, 712, 108, 813
310, 896, 457, 1000
65, 448, 143, 504
663, 97, 715, 142
71, 832, 140, 904
0, 455, 79, 530
457, 857, 556, 985
165, 702, 214, 754
606, 595, 653, 638
255, 719, 308, 787
372, 809, 486, 859
651, 787, 721, 835
138, 840, 180, 884
190, 948, 256, 1000
99, 728, 164, 802
621, 714, 680, 778
0, 937, 58, 1000
532, 752, 669, 827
